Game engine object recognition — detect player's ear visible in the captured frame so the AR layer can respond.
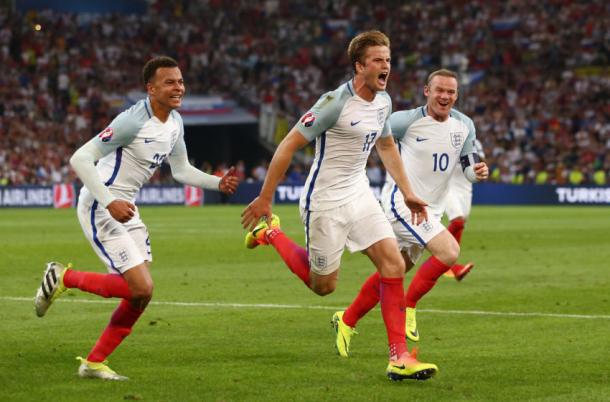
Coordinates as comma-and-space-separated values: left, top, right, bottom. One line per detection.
423, 85, 430, 97
355, 61, 364, 74
146, 82, 154, 95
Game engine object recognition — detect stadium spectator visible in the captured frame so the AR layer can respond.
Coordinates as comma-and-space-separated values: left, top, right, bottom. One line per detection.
285, 162, 306, 183
199, 161, 213, 175
251, 160, 268, 181
213, 162, 229, 178
593, 165, 607, 185
234, 160, 247, 182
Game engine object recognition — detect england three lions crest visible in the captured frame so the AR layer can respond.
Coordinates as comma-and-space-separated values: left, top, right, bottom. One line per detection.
377, 108, 386, 126
421, 221, 433, 233
450, 131, 463, 149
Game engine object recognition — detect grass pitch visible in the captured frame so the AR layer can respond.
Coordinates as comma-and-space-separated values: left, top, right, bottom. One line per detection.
1, 205, 609, 401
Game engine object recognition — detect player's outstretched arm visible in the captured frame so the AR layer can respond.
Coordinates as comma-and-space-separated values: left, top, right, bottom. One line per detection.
241, 129, 309, 231
168, 152, 239, 194
375, 135, 428, 224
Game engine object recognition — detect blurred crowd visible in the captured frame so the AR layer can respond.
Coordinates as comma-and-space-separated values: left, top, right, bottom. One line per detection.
1, 0, 608, 186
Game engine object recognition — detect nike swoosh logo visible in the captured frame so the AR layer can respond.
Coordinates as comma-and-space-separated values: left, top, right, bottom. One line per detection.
390, 364, 407, 370
144, 138, 154, 143
350, 120, 361, 126
416, 137, 429, 142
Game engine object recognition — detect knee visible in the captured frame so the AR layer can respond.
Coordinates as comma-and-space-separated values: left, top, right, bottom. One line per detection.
130, 280, 154, 304
385, 256, 406, 278
310, 273, 337, 296
441, 244, 460, 266
311, 282, 336, 296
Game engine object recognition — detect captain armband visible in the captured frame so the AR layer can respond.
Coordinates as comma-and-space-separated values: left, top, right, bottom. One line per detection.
460, 153, 481, 183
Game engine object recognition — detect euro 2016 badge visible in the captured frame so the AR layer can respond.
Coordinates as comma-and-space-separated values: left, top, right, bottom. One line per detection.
450, 131, 463, 149
98, 127, 114, 142
300, 112, 316, 128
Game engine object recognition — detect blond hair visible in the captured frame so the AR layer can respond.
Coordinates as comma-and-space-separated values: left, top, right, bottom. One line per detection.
347, 30, 390, 73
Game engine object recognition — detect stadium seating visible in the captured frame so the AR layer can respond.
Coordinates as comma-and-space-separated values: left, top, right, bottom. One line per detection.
1, 1, 607, 185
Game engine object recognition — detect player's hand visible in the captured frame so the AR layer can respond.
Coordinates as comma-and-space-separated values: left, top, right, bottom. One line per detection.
241, 196, 272, 231
474, 162, 489, 181
106, 199, 136, 223
404, 193, 428, 225
219, 166, 240, 194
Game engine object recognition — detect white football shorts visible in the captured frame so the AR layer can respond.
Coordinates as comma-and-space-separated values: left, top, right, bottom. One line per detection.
77, 200, 151, 274
381, 185, 445, 264
444, 185, 473, 221
300, 189, 395, 276
444, 168, 473, 221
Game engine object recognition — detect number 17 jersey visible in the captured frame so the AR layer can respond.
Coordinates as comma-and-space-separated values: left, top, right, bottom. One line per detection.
296, 80, 392, 212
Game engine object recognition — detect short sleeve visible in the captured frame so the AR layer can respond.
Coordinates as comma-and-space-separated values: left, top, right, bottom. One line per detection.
294, 91, 344, 142
91, 108, 143, 156
389, 109, 422, 140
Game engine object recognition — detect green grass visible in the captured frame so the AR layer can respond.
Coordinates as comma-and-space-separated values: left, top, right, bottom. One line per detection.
1, 205, 609, 401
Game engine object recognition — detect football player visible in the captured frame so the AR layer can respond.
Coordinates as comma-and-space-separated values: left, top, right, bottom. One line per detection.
333, 68, 488, 353
34, 56, 239, 380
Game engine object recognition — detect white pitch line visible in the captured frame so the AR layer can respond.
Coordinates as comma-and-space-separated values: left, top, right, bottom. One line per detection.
4, 296, 610, 320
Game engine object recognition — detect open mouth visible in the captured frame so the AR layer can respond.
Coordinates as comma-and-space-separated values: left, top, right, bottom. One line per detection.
438, 100, 450, 108
377, 72, 388, 86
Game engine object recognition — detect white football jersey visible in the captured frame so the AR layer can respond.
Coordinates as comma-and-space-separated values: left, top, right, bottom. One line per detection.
78, 98, 185, 206
296, 80, 392, 211
381, 106, 477, 218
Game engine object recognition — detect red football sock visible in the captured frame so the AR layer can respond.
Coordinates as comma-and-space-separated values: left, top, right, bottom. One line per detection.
405, 256, 451, 308
267, 229, 311, 287
343, 272, 380, 328
63, 269, 132, 299
447, 218, 465, 244
379, 276, 408, 360
87, 299, 144, 362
